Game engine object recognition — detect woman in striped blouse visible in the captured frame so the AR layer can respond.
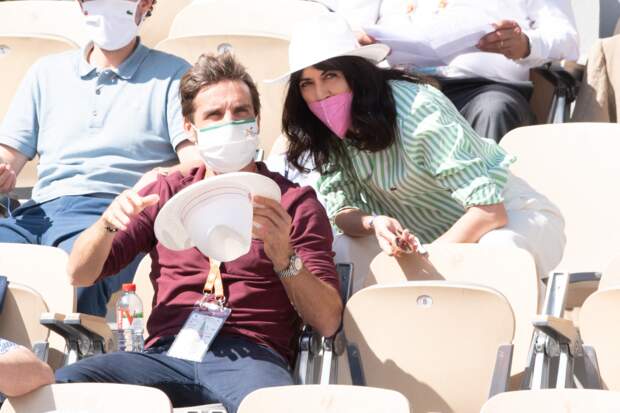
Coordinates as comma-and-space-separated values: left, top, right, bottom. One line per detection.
277, 14, 565, 276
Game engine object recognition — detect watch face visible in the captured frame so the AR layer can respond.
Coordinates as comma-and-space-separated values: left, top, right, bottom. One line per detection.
293, 256, 303, 271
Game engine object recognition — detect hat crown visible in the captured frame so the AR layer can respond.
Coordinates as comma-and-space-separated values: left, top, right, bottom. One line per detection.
289, 14, 360, 73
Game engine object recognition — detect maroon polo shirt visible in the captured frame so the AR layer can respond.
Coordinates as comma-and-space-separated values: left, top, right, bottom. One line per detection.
100, 162, 339, 364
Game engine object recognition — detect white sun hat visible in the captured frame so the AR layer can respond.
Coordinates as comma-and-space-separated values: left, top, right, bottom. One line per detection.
154, 172, 281, 262
265, 13, 390, 83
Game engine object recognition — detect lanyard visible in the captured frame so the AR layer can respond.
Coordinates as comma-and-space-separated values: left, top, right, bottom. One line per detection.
203, 258, 224, 300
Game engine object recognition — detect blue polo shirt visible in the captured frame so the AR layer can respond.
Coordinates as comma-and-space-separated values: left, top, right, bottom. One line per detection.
0, 39, 191, 203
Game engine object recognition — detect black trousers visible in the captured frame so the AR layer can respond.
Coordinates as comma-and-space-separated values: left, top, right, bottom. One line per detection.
437, 77, 536, 142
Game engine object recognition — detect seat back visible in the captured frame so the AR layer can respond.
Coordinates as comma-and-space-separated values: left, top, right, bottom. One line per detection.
343, 282, 515, 413
156, 34, 289, 157
501, 123, 620, 274
579, 287, 620, 390
0, 283, 49, 349
0, 383, 172, 413
238, 385, 409, 413
368, 243, 538, 375
570, 0, 600, 62
333, 234, 381, 295
0, 1, 87, 46
168, 0, 329, 39
139, 0, 193, 47
0, 35, 77, 121
481, 389, 620, 412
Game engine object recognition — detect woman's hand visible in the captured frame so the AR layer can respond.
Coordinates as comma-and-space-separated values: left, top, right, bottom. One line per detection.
477, 20, 530, 60
371, 215, 418, 257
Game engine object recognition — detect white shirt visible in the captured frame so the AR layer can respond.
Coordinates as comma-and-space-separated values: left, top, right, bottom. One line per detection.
326, 0, 579, 82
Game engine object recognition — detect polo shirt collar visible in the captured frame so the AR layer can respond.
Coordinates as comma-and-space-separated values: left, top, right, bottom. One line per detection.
77, 37, 149, 80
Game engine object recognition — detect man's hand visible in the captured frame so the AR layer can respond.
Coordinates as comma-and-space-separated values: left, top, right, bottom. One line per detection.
252, 195, 293, 271
477, 20, 530, 60
0, 163, 17, 194
101, 190, 159, 232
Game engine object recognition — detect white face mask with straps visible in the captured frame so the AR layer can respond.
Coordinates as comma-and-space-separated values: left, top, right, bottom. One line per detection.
193, 119, 260, 173
82, 0, 143, 51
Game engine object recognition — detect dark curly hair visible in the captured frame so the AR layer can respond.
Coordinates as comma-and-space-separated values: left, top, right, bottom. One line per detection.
282, 56, 427, 174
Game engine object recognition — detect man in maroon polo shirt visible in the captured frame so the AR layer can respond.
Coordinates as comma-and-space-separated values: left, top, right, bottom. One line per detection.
55, 53, 343, 413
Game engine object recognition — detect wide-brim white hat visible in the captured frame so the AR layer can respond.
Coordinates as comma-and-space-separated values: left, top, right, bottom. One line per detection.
265, 13, 390, 83
154, 172, 281, 262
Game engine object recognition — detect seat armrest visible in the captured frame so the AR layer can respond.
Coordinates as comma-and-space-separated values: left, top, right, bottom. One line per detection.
532, 315, 579, 346
64, 312, 114, 354
488, 344, 514, 398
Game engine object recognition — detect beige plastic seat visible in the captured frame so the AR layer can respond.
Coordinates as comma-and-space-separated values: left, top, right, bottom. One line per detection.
168, 0, 329, 39
342, 281, 515, 413
139, 0, 193, 47
0, 383, 172, 413
0, 1, 87, 46
333, 234, 381, 294
501, 123, 620, 307
579, 287, 620, 390
0, 283, 49, 350
156, 34, 289, 157
481, 389, 620, 413
366, 243, 538, 382
238, 385, 409, 413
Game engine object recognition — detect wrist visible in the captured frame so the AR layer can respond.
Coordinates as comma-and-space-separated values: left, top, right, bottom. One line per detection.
99, 218, 118, 235
364, 213, 379, 232
273, 247, 294, 273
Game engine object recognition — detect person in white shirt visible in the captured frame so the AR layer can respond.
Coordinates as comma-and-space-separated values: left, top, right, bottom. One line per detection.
323, 0, 579, 141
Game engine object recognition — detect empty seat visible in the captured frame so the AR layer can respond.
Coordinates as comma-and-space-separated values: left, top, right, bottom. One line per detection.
168, 0, 329, 39
0, 383, 172, 413
0, 1, 87, 46
139, 0, 193, 47
481, 389, 620, 413
238, 385, 410, 413
156, 34, 289, 156
342, 282, 515, 413
0, 283, 49, 352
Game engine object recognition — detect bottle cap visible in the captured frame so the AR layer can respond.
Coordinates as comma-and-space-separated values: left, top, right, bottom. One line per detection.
122, 283, 136, 292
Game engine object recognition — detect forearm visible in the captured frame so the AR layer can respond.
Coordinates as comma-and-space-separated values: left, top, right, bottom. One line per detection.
280, 268, 343, 338
435, 203, 508, 243
0, 144, 28, 175
0, 347, 54, 397
67, 218, 115, 286
334, 208, 375, 237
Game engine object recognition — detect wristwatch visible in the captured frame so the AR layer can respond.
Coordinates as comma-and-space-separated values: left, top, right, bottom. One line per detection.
275, 254, 303, 279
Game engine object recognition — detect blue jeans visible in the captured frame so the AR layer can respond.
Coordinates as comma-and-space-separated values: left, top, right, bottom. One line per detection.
55, 334, 294, 413
0, 195, 142, 316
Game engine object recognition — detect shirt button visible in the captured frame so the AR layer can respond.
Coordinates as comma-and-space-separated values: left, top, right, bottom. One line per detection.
92, 110, 98, 117
95, 89, 101, 95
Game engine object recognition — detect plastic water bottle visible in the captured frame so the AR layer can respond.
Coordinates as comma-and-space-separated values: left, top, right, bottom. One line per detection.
115, 283, 144, 352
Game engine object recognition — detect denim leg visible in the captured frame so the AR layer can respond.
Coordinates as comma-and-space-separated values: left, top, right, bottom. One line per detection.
55, 350, 210, 407
196, 335, 294, 413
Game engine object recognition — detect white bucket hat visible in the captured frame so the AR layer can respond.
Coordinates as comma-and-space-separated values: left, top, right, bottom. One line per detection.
154, 172, 281, 262
266, 13, 390, 83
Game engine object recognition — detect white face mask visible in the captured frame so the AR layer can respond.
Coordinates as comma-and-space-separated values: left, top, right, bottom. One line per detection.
82, 0, 142, 51
194, 119, 259, 173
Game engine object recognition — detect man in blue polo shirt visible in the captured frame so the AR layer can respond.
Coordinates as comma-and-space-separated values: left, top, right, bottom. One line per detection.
0, 0, 196, 316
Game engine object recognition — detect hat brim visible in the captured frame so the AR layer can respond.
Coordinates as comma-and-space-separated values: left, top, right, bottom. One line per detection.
265, 43, 391, 84
154, 172, 282, 252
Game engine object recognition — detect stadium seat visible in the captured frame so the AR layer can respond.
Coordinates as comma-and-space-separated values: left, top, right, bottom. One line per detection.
0, 283, 49, 359
481, 389, 620, 413
0, 1, 87, 47
0, 383, 173, 413
579, 287, 620, 390
139, 0, 192, 47
238, 385, 410, 413
500, 123, 620, 308
366, 244, 539, 383
156, 35, 289, 157
341, 282, 515, 413
333, 234, 381, 294
168, 0, 329, 39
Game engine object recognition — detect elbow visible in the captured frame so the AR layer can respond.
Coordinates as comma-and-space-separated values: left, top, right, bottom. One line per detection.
316, 299, 344, 338
66, 260, 95, 287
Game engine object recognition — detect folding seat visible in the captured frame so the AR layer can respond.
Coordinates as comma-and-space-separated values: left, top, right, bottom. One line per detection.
156, 35, 290, 158
238, 385, 409, 413
0, 1, 87, 46
340, 281, 515, 413
139, 0, 193, 47
0, 383, 172, 413
481, 389, 620, 413
167, 0, 330, 39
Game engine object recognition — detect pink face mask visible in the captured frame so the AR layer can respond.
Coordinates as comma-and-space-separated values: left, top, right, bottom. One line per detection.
308, 92, 353, 139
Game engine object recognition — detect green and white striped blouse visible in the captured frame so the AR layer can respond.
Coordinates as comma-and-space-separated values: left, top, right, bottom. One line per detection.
317, 80, 516, 243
